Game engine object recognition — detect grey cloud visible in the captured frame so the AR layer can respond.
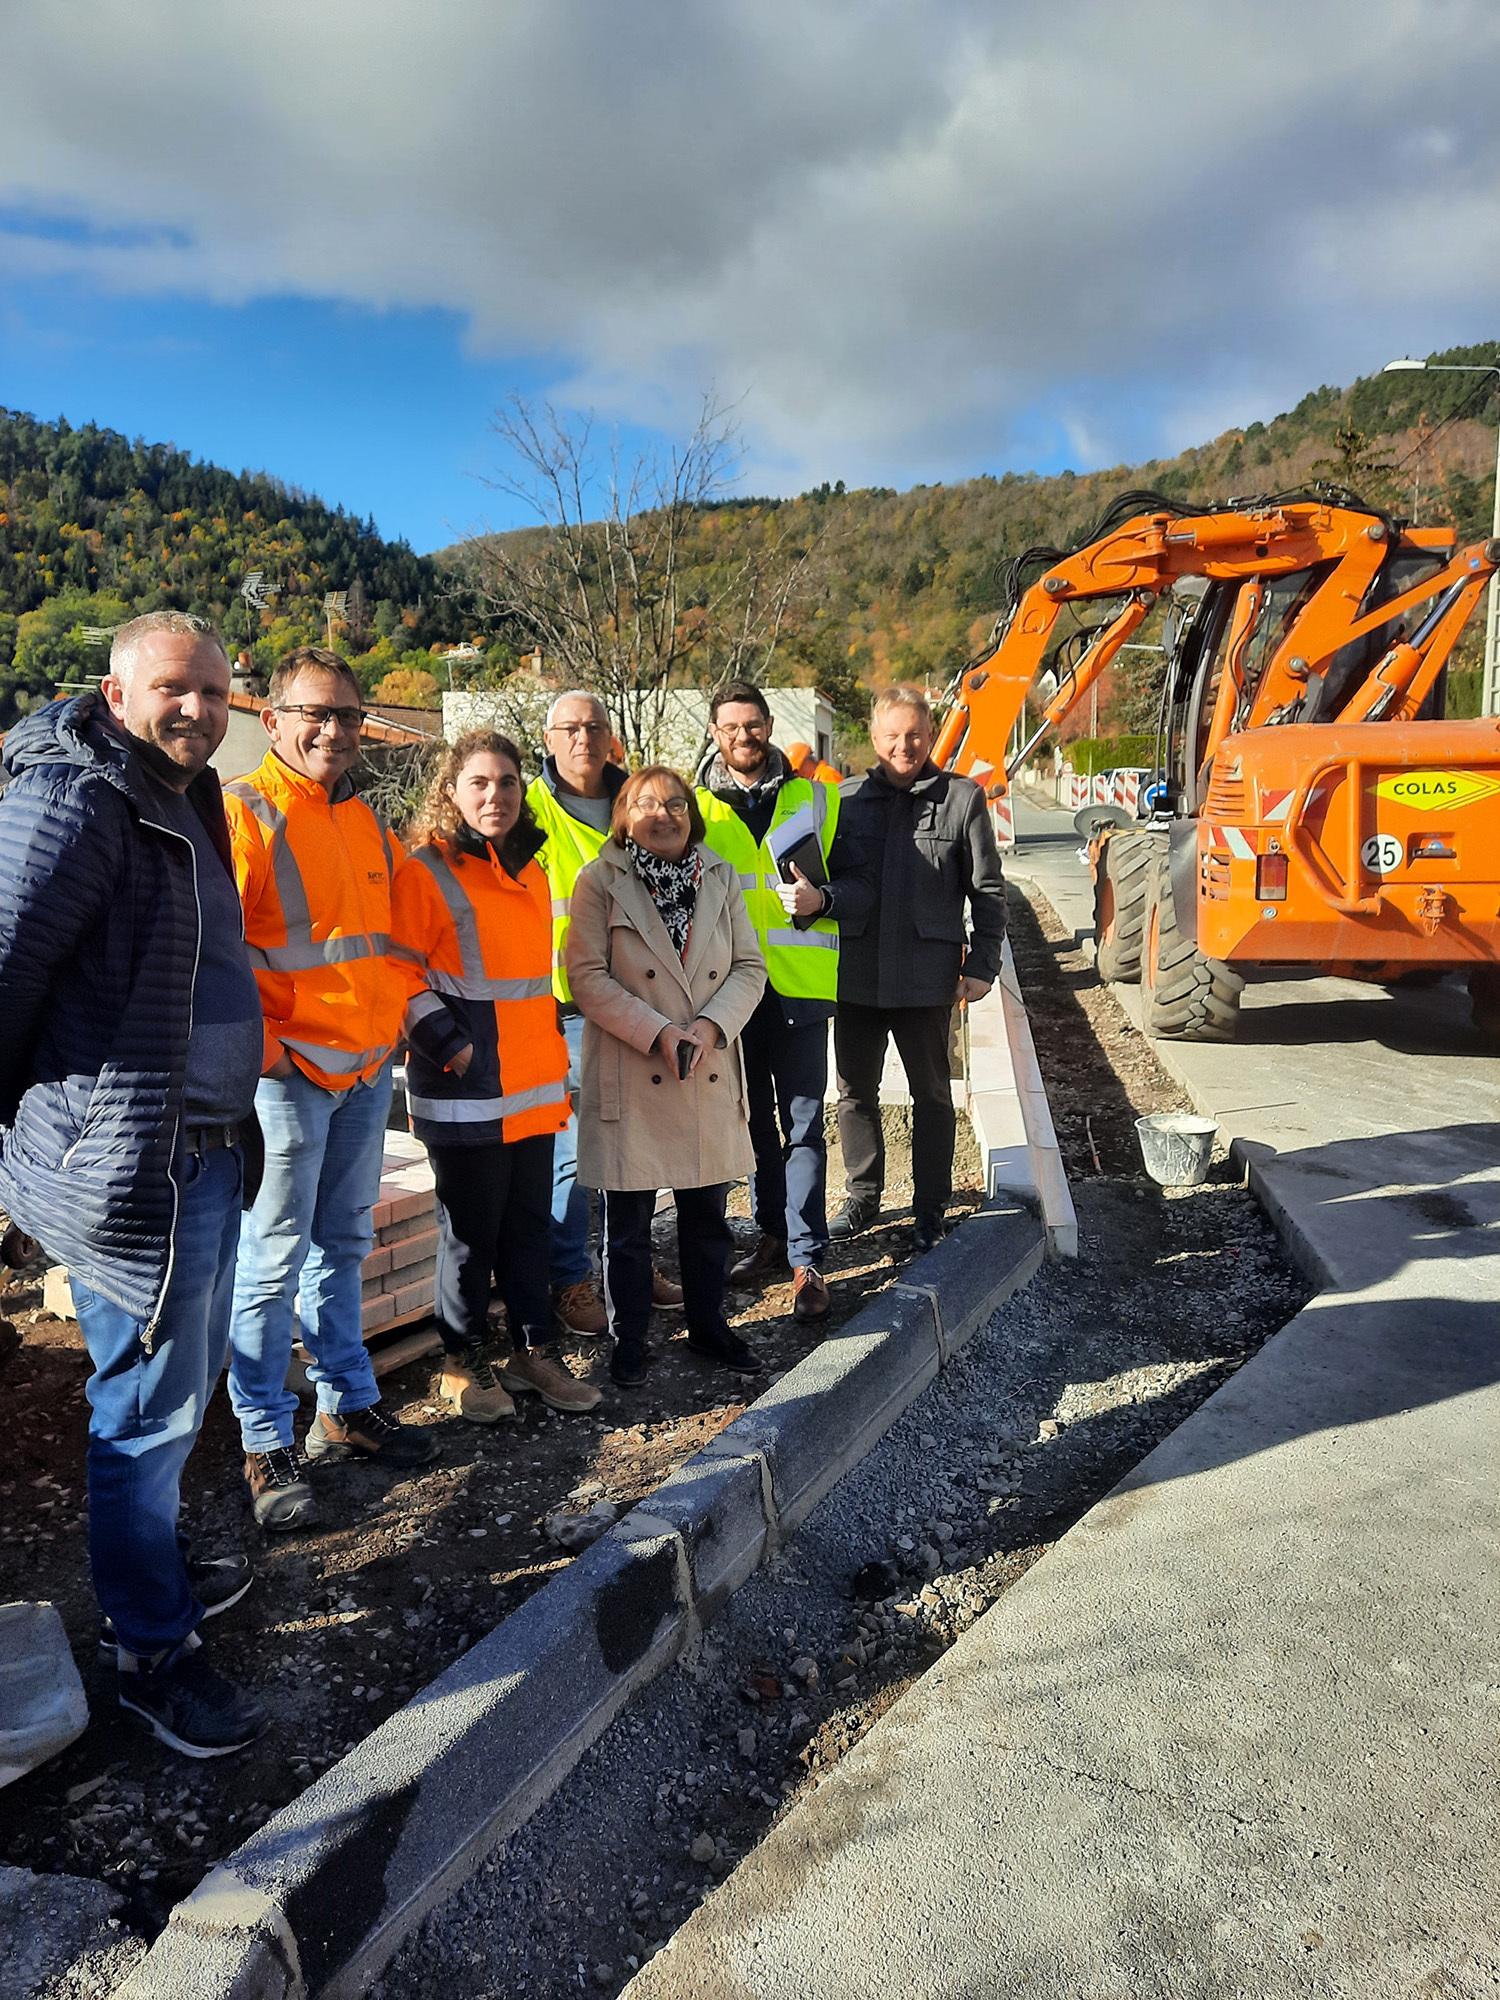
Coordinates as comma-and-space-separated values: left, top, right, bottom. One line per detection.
3, 0, 1499, 489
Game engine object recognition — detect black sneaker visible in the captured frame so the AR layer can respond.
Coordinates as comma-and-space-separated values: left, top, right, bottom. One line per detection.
685, 1330, 766, 1377
246, 1447, 318, 1531
911, 1208, 949, 1254
609, 1341, 651, 1389
117, 1642, 268, 1759
829, 1196, 879, 1241
99, 1554, 254, 1659
304, 1402, 439, 1467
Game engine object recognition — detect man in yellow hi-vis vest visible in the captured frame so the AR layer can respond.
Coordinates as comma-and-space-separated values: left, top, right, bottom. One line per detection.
697, 681, 871, 1324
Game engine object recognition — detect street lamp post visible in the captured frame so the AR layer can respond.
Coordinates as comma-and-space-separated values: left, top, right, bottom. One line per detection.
1383, 357, 1500, 715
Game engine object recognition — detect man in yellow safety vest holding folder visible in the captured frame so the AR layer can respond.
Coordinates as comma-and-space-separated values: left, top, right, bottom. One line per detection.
696, 681, 871, 1323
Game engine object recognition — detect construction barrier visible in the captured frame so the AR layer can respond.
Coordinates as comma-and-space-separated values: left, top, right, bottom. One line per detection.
990, 793, 1015, 849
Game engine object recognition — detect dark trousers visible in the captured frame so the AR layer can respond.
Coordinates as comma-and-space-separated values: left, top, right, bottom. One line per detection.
602, 1184, 732, 1354
431, 1134, 555, 1354
739, 992, 830, 1266
835, 1001, 956, 1214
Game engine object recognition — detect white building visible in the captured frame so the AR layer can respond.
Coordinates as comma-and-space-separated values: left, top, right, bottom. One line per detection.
443, 681, 838, 776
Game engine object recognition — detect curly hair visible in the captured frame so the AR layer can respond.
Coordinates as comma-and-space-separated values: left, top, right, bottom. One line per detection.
412, 730, 538, 858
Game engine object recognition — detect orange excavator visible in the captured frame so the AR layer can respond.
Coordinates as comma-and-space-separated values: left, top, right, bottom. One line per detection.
931, 486, 1500, 1041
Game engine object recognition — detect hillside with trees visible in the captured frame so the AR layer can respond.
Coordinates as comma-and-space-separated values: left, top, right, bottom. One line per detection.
3, 340, 1495, 737
0, 411, 507, 725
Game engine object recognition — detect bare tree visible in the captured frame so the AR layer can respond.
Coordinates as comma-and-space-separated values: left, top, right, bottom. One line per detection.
459, 393, 821, 759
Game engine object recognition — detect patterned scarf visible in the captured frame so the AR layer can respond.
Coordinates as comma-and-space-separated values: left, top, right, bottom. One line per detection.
628, 839, 702, 961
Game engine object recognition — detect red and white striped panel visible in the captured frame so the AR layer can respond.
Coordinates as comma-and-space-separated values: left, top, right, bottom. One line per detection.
1206, 824, 1256, 860
1112, 771, 1139, 812
1062, 773, 1092, 810
990, 794, 1015, 849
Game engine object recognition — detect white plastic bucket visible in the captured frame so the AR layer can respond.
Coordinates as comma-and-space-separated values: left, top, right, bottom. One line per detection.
0, 1601, 88, 1788
1135, 1112, 1218, 1186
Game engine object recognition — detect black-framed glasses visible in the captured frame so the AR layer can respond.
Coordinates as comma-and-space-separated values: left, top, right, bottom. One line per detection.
275, 703, 366, 731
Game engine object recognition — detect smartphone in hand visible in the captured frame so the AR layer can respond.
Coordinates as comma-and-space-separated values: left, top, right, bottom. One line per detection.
676, 1036, 693, 1080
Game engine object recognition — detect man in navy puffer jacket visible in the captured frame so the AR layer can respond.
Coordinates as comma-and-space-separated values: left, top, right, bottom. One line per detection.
0, 612, 268, 1758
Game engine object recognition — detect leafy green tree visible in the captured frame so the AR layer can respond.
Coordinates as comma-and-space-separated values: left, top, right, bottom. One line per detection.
4, 590, 132, 715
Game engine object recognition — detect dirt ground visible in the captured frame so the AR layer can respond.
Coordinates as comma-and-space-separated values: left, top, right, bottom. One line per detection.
0, 1079, 979, 1934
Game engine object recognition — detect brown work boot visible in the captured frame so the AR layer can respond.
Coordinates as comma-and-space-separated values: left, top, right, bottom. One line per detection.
244, 1448, 317, 1533
304, 1402, 439, 1467
551, 1280, 608, 1337
730, 1234, 790, 1286
501, 1347, 602, 1412
792, 1266, 831, 1323
437, 1346, 517, 1424
651, 1267, 684, 1309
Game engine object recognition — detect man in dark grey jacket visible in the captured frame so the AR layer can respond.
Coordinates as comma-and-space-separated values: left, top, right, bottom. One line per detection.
832, 683, 1006, 1251
0, 613, 267, 1759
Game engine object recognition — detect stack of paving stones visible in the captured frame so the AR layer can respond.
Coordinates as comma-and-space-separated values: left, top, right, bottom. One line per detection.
361, 1131, 438, 1337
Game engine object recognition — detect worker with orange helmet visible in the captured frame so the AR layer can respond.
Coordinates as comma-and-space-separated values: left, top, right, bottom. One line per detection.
785, 740, 843, 788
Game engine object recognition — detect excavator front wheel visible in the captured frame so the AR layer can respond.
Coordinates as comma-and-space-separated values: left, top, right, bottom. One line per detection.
1142, 854, 1245, 1042
1093, 830, 1157, 985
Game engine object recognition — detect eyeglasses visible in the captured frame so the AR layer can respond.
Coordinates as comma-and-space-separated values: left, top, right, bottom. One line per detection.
550, 721, 610, 739
275, 704, 365, 731
630, 795, 691, 819
714, 720, 768, 737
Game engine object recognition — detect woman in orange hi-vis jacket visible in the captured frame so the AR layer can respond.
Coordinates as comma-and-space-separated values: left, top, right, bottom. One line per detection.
392, 732, 601, 1424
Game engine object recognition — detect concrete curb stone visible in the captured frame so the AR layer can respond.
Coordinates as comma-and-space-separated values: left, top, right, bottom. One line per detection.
115, 1195, 1045, 2000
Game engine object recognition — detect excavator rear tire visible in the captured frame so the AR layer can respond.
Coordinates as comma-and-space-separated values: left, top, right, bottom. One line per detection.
1142, 854, 1244, 1042
1093, 830, 1157, 985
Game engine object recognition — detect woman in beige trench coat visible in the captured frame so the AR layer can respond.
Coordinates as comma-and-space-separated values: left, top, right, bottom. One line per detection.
566, 765, 766, 1387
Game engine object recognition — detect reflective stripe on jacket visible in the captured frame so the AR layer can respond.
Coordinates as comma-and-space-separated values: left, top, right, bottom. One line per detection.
391, 839, 570, 1147
696, 777, 841, 1001
526, 773, 619, 1005
224, 751, 409, 1092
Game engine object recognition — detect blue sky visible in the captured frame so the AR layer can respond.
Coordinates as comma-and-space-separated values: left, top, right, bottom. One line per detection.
3, 2, 1499, 556
1, 277, 569, 552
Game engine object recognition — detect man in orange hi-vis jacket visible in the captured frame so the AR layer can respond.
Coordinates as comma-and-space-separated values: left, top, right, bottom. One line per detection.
223, 646, 436, 1533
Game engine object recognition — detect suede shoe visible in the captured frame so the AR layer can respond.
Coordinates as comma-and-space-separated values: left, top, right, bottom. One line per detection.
610, 1340, 651, 1388
911, 1208, 949, 1254
830, 1195, 879, 1241
651, 1267, 685, 1309
245, 1448, 317, 1532
501, 1347, 603, 1412
792, 1266, 831, 1322
685, 1329, 766, 1377
552, 1279, 608, 1337
730, 1234, 790, 1287
437, 1346, 517, 1424
99, 1554, 254, 1659
117, 1637, 267, 1759
304, 1402, 439, 1467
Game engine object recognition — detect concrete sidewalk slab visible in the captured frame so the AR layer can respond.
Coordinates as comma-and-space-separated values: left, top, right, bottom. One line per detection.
627, 1267, 1499, 2000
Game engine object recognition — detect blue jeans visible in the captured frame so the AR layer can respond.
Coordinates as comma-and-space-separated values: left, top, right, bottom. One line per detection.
549, 1012, 592, 1288
73, 1144, 243, 1657
740, 993, 830, 1267
228, 1063, 392, 1454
